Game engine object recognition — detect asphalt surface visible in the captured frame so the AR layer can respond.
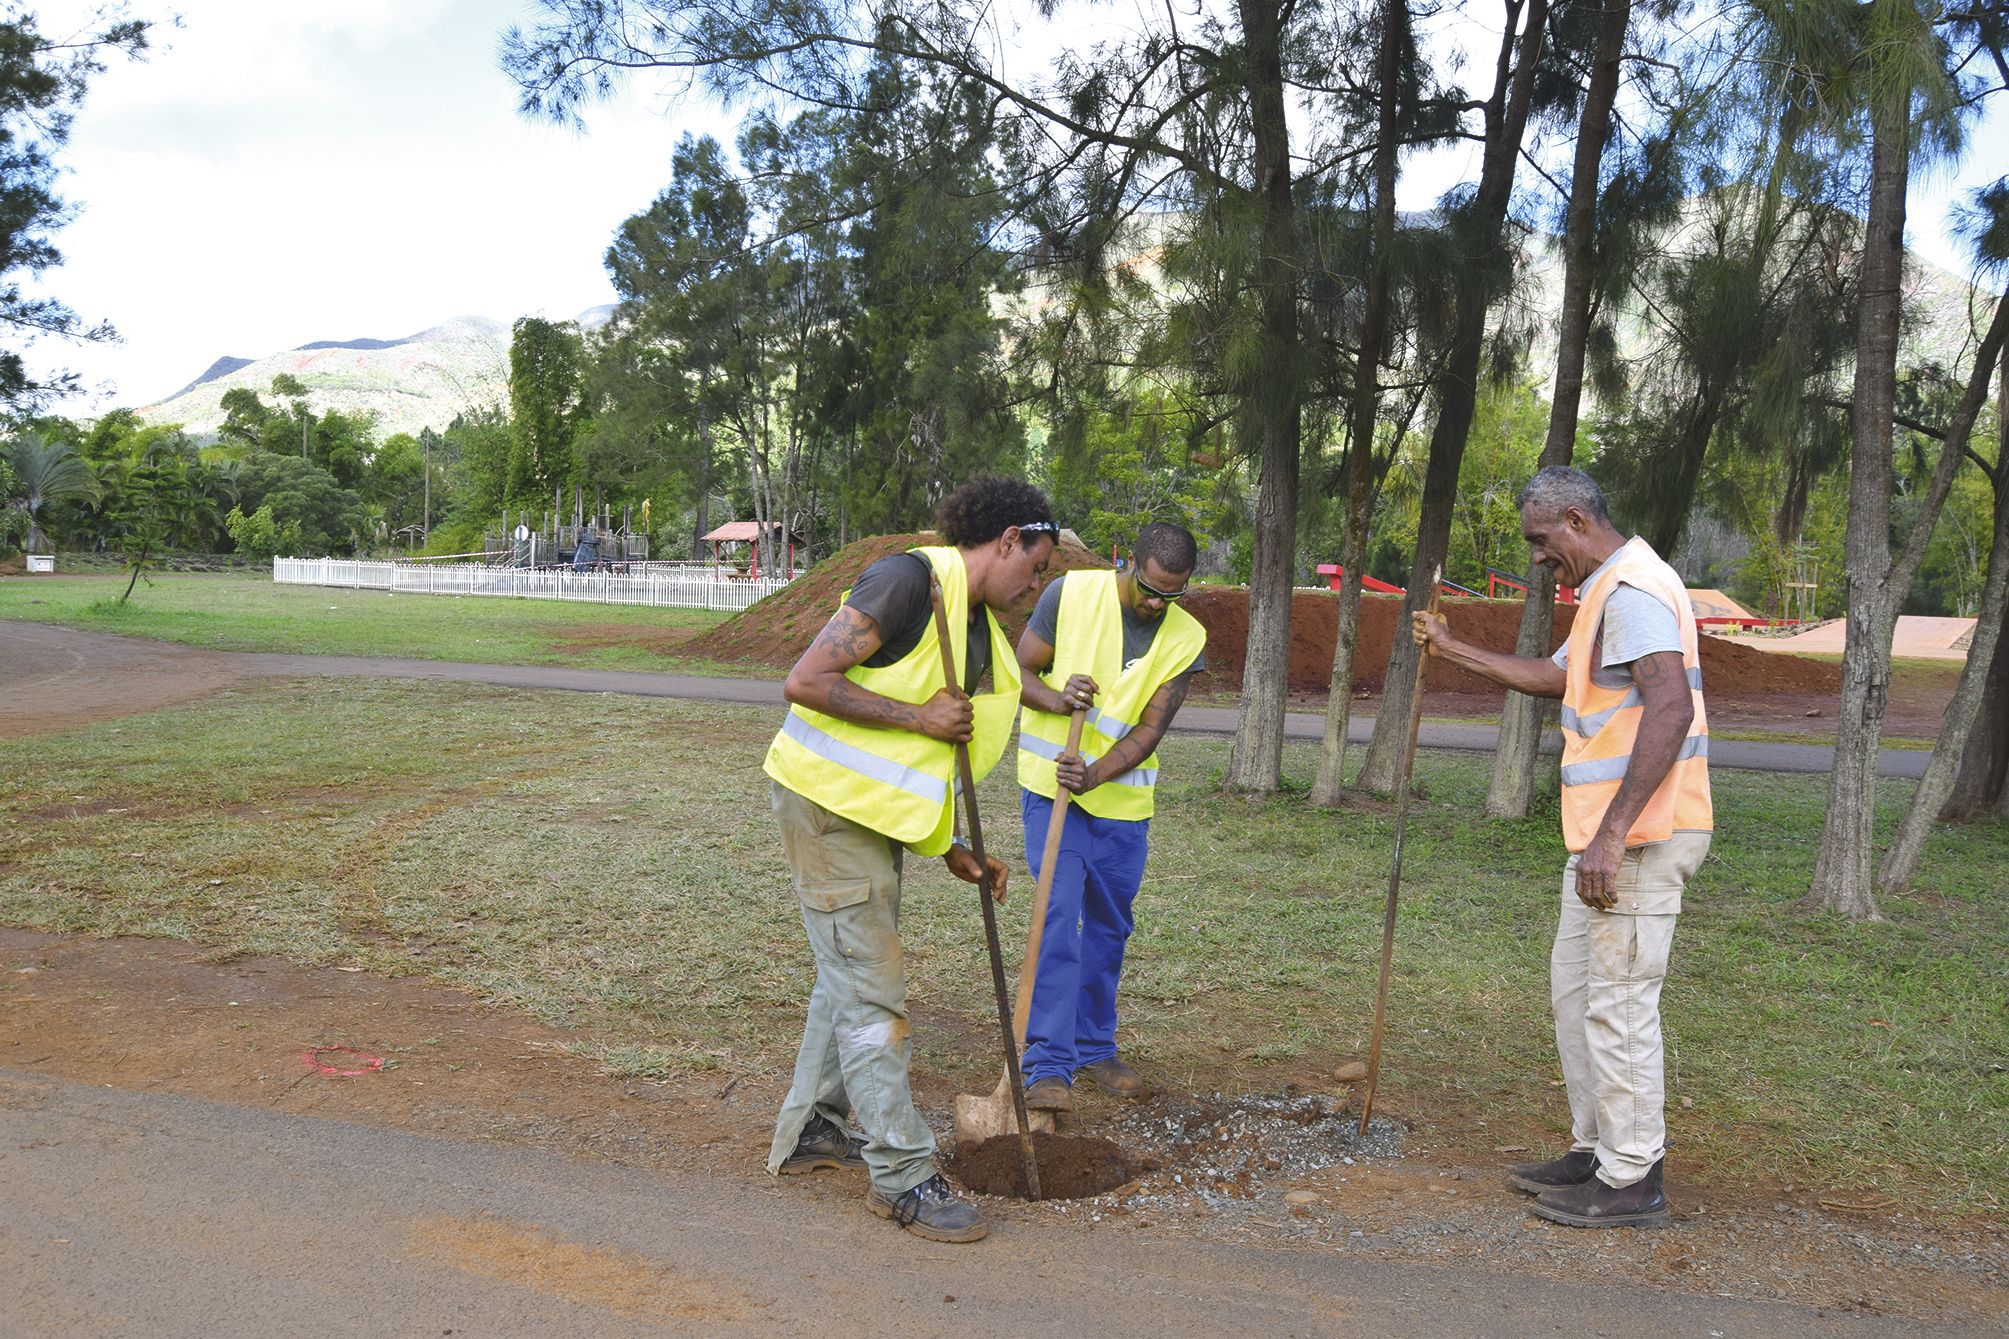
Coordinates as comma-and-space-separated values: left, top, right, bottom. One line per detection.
2, 1070, 1981, 1338
224, 644, 1929, 779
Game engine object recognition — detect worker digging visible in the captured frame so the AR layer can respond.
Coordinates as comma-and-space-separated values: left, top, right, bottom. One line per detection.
760, 476, 1057, 1243
764, 465, 1713, 1239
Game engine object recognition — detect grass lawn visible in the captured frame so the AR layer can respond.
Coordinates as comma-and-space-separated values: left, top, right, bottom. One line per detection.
0, 572, 750, 674
2, 676, 2002, 1214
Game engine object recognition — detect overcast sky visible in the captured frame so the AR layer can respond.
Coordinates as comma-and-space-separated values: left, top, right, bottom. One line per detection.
23, 0, 2004, 416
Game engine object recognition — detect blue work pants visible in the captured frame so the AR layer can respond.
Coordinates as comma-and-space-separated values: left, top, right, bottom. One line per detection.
1018, 788, 1151, 1087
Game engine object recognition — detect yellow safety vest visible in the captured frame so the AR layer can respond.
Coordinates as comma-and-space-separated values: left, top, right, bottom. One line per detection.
1018, 570, 1208, 820
764, 546, 1021, 855
1558, 537, 1714, 852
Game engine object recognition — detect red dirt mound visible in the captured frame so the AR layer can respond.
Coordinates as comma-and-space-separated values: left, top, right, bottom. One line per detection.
690, 546, 1842, 701
1182, 590, 1842, 699
685, 531, 1110, 668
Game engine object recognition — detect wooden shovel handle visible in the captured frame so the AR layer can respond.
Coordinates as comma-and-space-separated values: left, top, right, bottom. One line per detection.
1011, 706, 1087, 1045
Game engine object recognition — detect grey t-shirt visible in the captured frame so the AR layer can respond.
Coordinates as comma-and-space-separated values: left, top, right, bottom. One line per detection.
1551, 547, 1682, 683
1027, 573, 1206, 679
843, 553, 990, 693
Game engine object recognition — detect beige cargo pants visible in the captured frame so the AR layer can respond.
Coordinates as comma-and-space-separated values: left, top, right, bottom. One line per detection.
1552, 831, 1711, 1189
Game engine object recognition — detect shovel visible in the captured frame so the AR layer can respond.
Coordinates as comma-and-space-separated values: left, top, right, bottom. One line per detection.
954, 706, 1087, 1150
928, 579, 1042, 1201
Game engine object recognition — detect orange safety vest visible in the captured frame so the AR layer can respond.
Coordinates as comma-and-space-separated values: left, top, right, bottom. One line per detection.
1558, 537, 1713, 852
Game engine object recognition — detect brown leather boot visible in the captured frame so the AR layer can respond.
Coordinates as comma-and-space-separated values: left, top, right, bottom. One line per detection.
1507, 1147, 1598, 1195
1077, 1058, 1149, 1099
1025, 1076, 1073, 1112
1531, 1157, 1671, 1228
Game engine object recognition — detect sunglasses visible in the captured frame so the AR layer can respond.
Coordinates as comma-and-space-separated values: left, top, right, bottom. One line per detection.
1016, 521, 1061, 537
1134, 572, 1189, 601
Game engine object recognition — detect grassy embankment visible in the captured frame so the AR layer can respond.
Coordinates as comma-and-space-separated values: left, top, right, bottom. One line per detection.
2, 676, 2002, 1214
0, 572, 750, 675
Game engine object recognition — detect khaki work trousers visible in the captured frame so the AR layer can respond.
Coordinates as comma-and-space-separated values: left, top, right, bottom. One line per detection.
1551, 831, 1710, 1188
764, 781, 938, 1196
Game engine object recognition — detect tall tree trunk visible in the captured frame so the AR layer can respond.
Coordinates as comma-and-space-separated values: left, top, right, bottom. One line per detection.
1225, 0, 1305, 793
1311, 0, 1408, 807
1357, 0, 1549, 792
1881, 297, 2009, 869
692, 402, 712, 561
1807, 92, 1911, 920
1946, 555, 2009, 819
1881, 479, 2008, 890
1487, 0, 1630, 817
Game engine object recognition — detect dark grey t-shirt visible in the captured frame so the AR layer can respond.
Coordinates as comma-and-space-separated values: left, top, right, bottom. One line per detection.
843, 553, 990, 693
1026, 573, 1206, 679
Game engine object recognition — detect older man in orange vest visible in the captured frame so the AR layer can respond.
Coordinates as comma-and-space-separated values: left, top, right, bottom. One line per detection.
1413, 466, 1711, 1229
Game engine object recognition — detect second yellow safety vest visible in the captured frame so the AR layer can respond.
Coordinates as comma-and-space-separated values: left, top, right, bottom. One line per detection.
1018, 570, 1207, 820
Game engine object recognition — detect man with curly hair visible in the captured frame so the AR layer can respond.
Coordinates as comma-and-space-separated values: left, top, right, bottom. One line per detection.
762, 477, 1058, 1244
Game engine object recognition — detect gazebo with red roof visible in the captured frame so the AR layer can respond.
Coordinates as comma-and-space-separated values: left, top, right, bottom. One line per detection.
701, 520, 804, 579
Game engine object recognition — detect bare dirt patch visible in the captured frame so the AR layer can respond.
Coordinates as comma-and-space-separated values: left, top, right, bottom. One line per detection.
1, 928, 2001, 1328
0, 621, 244, 738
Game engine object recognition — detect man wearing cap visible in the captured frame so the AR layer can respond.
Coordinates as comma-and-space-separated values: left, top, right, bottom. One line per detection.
1412, 465, 1711, 1229
1014, 521, 1208, 1111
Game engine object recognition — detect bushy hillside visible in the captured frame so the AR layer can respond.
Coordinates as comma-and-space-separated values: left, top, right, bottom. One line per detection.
136, 306, 615, 438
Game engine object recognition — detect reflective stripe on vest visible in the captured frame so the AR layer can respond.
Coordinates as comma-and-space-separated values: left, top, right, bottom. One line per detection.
764, 545, 1021, 855
1017, 570, 1206, 820
1558, 537, 1713, 852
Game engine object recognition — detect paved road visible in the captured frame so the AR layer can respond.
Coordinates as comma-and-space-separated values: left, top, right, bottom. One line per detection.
1, 1070, 1977, 1338
0, 622, 1926, 776
229, 644, 1928, 779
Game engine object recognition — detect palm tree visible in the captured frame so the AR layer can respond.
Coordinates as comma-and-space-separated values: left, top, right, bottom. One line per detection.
5, 433, 100, 553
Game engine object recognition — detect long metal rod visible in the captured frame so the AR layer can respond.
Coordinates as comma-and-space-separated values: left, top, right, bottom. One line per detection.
1359, 568, 1441, 1137
931, 579, 1042, 1201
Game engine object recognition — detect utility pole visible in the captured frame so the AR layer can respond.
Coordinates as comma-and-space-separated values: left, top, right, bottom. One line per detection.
422, 430, 431, 536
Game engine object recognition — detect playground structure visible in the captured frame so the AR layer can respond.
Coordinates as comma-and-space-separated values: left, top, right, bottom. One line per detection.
479, 486, 651, 569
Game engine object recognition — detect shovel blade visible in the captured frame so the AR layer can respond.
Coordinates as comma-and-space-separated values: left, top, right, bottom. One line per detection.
953, 1073, 1054, 1147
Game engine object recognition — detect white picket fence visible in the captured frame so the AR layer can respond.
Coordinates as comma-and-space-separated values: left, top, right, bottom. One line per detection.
273, 557, 792, 612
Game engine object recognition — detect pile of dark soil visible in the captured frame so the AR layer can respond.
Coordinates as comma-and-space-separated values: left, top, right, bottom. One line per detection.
688, 546, 1843, 701
949, 1131, 1151, 1201
684, 531, 1110, 668
1182, 589, 1843, 699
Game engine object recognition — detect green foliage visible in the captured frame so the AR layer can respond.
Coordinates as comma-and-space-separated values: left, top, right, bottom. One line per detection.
223, 503, 300, 563
5, 430, 100, 550
1447, 381, 1549, 585
0, 9, 150, 411
234, 452, 364, 556
1043, 392, 1222, 554
506, 316, 588, 505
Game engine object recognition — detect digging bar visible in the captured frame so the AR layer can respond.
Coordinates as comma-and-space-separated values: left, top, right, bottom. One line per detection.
1358, 566, 1441, 1137
929, 579, 1042, 1201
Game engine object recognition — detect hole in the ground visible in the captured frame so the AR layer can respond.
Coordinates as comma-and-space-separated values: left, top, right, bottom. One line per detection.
949, 1132, 1157, 1201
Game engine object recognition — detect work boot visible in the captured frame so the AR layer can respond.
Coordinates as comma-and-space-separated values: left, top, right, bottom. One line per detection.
1531, 1158, 1671, 1229
866, 1173, 989, 1243
778, 1113, 867, 1175
1025, 1076, 1073, 1112
1077, 1058, 1149, 1099
1507, 1148, 1599, 1195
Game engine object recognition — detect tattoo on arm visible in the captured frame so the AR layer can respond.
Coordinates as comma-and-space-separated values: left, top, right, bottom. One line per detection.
826, 678, 920, 729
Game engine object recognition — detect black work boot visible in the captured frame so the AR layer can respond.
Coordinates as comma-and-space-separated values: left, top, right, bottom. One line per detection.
1531, 1157, 1671, 1228
778, 1113, 867, 1175
866, 1172, 989, 1243
1507, 1148, 1599, 1195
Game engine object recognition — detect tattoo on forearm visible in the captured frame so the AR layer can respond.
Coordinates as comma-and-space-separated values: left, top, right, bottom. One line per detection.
827, 679, 916, 728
